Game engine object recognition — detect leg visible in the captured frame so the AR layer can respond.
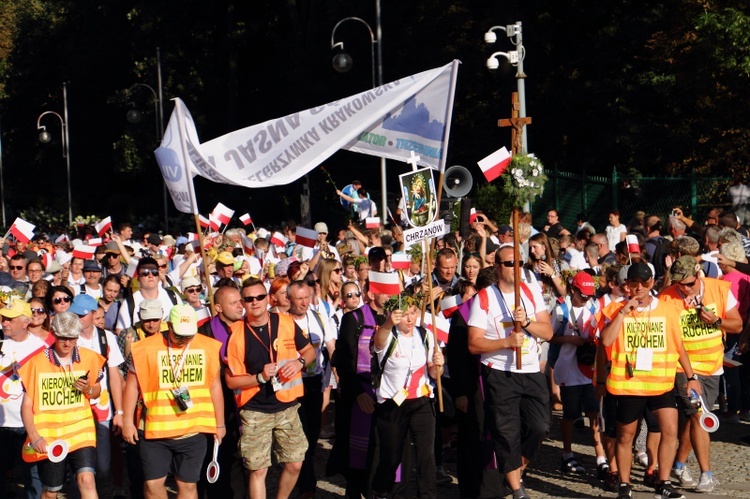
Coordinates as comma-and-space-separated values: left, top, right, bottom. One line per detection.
587, 411, 606, 459
76, 472, 98, 499
248, 468, 268, 499
615, 420, 638, 483
408, 399, 437, 498
143, 478, 168, 499
689, 413, 711, 472
174, 479, 198, 499
298, 376, 323, 495
652, 407, 679, 482
276, 462, 302, 499
372, 400, 409, 497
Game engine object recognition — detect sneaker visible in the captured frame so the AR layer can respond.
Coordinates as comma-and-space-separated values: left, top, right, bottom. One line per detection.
670, 467, 696, 487
604, 472, 620, 492
635, 450, 649, 467
435, 466, 453, 486
561, 456, 585, 474
694, 472, 718, 493
617, 483, 632, 499
654, 482, 686, 499
597, 462, 610, 480
644, 471, 659, 489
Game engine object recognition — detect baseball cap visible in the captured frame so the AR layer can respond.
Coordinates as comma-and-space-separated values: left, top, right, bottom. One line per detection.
138, 299, 163, 321
104, 241, 121, 255
314, 222, 329, 234
571, 272, 596, 297
0, 298, 32, 319
498, 225, 514, 235
51, 311, 82, 339
215, 251, 235, 266
137, 257, 158, 270
83, 260, 102, 272
147, 234, 163, 246
69, 294, 98, 316
670, 255, 699, 281
180, 276, 201, 292
168, 304, 198, 337
627, 262, 653, 281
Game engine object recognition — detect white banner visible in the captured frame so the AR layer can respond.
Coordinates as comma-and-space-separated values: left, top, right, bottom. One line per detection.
170, 61, 459, 189
402, 218, 448, 246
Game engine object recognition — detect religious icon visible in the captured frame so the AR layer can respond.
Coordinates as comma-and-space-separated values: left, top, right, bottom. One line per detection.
399, 168, 437, 228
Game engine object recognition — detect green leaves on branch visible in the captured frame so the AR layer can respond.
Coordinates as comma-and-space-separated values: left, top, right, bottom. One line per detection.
502, 153, 548, 207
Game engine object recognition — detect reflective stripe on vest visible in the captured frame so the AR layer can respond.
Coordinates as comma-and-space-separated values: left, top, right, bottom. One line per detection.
228, 313, 304, 407
131, 333, 221, 440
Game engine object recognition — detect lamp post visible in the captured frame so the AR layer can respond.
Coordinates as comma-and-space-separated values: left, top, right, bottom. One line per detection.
37, 82, 73, 225
485, 21, 528, 153
126, 47, 168, 232
331, 5, 387, 225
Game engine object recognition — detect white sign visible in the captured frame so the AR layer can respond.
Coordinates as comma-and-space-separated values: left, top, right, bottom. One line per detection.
403, 219, 448, 246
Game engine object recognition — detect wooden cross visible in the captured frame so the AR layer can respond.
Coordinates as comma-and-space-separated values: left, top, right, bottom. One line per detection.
498, 92, 532, 155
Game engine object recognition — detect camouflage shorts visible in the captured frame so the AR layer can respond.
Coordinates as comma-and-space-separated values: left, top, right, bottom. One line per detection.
238, 404, 308, 470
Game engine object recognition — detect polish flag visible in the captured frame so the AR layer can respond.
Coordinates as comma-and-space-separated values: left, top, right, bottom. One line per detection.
239, 213, 253, 226
9, 218, 35, 244
295, 227, 318, 248
187, 232, 200, 242
391, 253, 411, 270
196, 307, 212, 327
365, 217, 381, 229
421, 313, 450, 344
241, 235, 254, 255
270, 232, 288, 248
72, 245, 96, 260
40, 252, 53, 271
54, 234, 70, 244
477, 146, 512, 182
212, 202, 234, 226
469, 208, 478, 224
208, 214, 221, 232
198, 215, 210, 229
87, 238, 103, 247
439, 294, 462, 318
368, 271, 402, 295
94, 216, 112, 236
626, 234, 640, 254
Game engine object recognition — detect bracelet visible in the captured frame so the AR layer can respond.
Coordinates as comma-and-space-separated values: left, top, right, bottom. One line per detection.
257, 373, 266, 384
31, 437, 43, 447
523, 319, 532, 328
217, 425, 226, 429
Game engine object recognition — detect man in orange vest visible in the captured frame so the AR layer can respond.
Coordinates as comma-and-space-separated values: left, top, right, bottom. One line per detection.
601, 262, 703, 499
660, 256, 742, 493
225, 277, 315, 499
122, 304, 225, 499
19, 311, 106, 499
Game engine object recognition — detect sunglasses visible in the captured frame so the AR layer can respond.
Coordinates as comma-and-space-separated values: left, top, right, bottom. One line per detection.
158, 264, 168, 269
242, 294, 268, 303
332, 268, 343, 274
141, 318, 161, 323
184, 287, 201, 294
173, 333, 192, 341
345, 291, 362, 299
106, 253, 119, 259
305, 279, 317, 287
497, 260, 515, 268
139, 269, 159, 277
53, 296, 72, 304
678, 279, 699, 288
53, 336, 76, 343
9, 266, 23, 271
31, 308, 46, 315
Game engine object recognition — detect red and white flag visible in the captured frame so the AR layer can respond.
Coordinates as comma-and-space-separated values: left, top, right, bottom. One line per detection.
626, 234, 640, 254
87, 238, 103, 247
9, 218, 35, 244
365, 217, 381, 229
270, 231, 288, 247
239, 213, 253, 226
40, 252, 53, 270
295, 227, 317, 248
368, 271, 402, 295
391, 253, 411, 270
477, 146, 512, 182
196, 307, 211, 327
208, 213, 221, 232
241, 235, 254, 255
94, 216, 112, 236
187, 232, 200, 242
212, 202, 234, 226
54, 234, 70, 244
421, 313, 450, 344
72, 245, 96, 260
198, 215, 210, 229
469, 207, 478, 224
439, 294, 462, 318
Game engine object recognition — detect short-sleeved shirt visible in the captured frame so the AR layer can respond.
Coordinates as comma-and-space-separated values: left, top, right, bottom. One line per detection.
468, 284, 546, 373
115, 288, 181, 332
76, 328, 125, 421
375, 328, 435, 403
294, 310, 336, 378
0, 334, 46, 427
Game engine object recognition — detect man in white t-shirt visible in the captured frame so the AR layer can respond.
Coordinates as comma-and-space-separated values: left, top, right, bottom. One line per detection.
467, 244, 553, 499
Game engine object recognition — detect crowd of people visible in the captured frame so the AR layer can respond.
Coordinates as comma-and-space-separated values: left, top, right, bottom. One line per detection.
0, 191, 749, 499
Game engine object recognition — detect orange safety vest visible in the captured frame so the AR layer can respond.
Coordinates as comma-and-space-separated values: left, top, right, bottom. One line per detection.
606, 298, 684, 396
226, 313, 304, 408
19, 348, 105, 462
660, 278, 730, 376
131, 332, 221, 440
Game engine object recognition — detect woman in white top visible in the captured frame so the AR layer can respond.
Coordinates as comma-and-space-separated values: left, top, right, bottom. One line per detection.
605, 210, 628, 252
371, 298, 444, 499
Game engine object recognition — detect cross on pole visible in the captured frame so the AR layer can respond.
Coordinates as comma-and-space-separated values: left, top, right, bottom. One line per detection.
406, 150, 421, 171
498, 92, 532, 155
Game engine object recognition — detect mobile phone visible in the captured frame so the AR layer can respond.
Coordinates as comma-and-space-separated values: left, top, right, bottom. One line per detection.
671, 210, 679, 217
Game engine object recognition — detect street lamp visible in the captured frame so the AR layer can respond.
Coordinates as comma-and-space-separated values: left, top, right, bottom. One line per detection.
485, 21, 528, 153
36, 82, 73, 225
126, 47, 168, 232
331, 4, 387, 225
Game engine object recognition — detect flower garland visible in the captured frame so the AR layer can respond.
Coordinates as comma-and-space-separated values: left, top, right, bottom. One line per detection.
383, 290, 426, 313
502, 153, 547, 206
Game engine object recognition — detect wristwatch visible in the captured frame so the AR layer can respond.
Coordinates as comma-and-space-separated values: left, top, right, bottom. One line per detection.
298, 357, 307, 367
689, 373, 700, 382
712, 318, 722, 328
257, 373, 267, 384
115, 410, 124, 416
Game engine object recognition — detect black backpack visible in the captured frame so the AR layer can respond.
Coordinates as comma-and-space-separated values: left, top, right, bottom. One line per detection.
647, 236, 670, 279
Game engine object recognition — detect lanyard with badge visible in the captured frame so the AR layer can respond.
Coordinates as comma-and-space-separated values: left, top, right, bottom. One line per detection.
167, 337, 194, 411
623, 306, 653, 377
248, 324, 284, 392
392, 329, 417, 406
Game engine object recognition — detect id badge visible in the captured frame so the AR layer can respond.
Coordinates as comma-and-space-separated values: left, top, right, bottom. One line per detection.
635, 348, 653, 372
271, 376, 284, 392
392, 388, 409, 406
171, 385, 194, 412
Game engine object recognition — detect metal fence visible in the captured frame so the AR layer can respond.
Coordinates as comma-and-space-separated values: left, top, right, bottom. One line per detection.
531, 167, 732, 233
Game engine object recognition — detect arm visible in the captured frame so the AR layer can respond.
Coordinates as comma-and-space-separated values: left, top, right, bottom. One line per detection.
177, 252, 199, 280
22, 393, 47, 454
347, 221, 369, 247
121, 371, 140, 444
677, 347, 703, 396
700, 304, 742, 335
108, 366, 124, 432
468, 325, 511, 354
209, 368, 226, 443
601, 300, 634, 347
337, 189, 357, 203
110, 233, 131, 265
374, 310, 400, 351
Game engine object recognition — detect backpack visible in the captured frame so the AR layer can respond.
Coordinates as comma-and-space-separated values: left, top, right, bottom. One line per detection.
371, 325, 430, 390
556, 299, 597, 367
647, 236, 669, 279
117, 289, 179, 327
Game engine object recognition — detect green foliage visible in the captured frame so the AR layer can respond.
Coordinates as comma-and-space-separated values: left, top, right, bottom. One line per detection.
474, 183, 512, 227
503, 154, 547, 207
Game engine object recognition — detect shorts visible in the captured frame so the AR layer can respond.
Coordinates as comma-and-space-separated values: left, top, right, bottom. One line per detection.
612, 391, 676, 425
560, 384, 598, 420
140, 434, 207, 482
39, 446, 96, 492
674, 373, 720, 418
239, 404, 308, 471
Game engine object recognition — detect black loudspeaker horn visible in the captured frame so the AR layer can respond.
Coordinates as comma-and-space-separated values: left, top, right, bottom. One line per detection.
443, 165, 473, 199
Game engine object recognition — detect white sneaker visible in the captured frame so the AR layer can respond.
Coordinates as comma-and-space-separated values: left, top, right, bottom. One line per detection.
670, 467, 696, 487
694, 472, 718, 493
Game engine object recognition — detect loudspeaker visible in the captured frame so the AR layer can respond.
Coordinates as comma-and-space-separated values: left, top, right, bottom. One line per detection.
443, 166, 473, 199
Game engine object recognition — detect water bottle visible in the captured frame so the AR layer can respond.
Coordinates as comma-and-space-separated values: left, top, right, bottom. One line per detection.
689, 389, 701, 409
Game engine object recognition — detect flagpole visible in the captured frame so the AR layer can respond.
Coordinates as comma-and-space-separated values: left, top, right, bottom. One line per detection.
424, 247, 444, 413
